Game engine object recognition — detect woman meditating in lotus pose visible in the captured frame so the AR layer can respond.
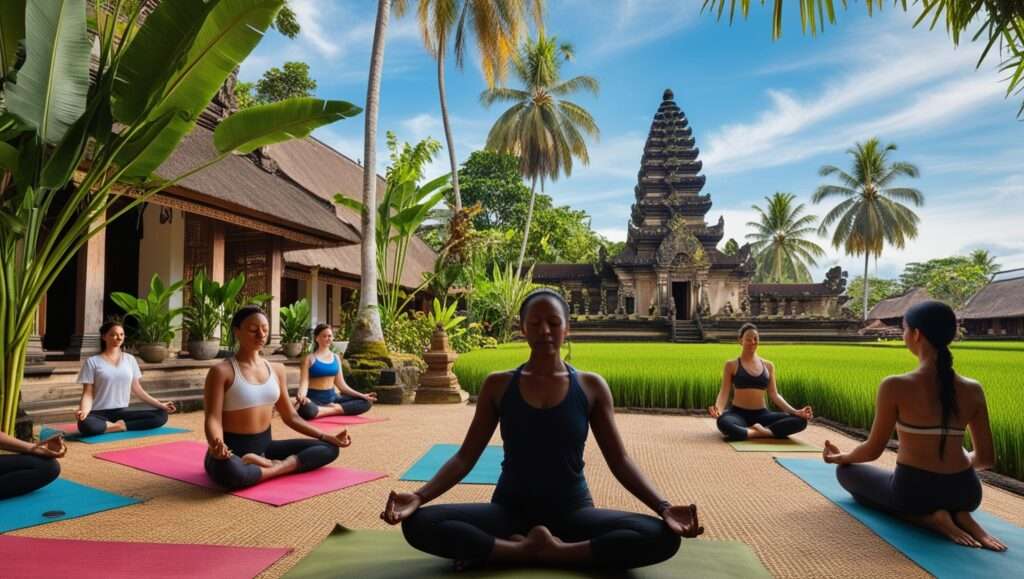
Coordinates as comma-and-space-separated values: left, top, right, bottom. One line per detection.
709, 323, 812, 441
381, 289, 703, 571
203, 306, 351, 490
76, 321, 176, 436
295, 324, 376, 421
824, 301, 1006, 551
0, 431, 65, 500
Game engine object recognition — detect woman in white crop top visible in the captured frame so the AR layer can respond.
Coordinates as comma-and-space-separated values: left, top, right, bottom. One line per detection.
823, 301, 1004, 551
75, 321, 176, 437
202, 306, 352, 490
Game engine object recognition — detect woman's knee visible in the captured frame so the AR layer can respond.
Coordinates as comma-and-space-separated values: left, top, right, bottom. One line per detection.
771, 416, 807, 437
298, 401, 319, 421
42, 457, 61, 484
716, 415, 746, 441
77, 417, 106, 436
150, 409, 169, 428
298, 441, 339, 471
343, 399, 371, 416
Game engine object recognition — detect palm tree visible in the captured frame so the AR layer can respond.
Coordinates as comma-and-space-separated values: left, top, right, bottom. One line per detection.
395, 1, 543, 211
813, 138, 924, 320
745, 193, 825, 283
481, 33, 599, 276
970, 249, 1000, 276
347, 0, 392, 360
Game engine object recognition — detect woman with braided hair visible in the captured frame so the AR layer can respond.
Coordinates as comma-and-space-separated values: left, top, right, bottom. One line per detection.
823, 301, 1006, 551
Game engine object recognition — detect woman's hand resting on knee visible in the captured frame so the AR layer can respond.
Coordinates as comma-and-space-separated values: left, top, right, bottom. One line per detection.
208, 438, 231, 460
707, 406, 721, 418
320, 429, 352, 448
661, 504, 704, 538
822, 440, 844, 464
31, 434, 67, 458
380, 490, 422, 525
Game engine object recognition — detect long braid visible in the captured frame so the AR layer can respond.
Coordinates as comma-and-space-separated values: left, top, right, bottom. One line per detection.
935, 344, 958, 459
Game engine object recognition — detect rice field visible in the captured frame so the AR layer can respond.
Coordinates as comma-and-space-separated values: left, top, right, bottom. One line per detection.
453, 341, 1024, 481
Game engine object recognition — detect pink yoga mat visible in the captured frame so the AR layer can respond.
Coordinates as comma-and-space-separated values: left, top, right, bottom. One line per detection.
309, 415, 388, 426
95, 440, 387, 506
0, 535, 289, 579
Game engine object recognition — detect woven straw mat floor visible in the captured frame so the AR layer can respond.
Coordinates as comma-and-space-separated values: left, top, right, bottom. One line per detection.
13, 405, 1024, 578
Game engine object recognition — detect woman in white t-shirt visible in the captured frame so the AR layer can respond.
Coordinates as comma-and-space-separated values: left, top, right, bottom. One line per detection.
75, 321, 176, 436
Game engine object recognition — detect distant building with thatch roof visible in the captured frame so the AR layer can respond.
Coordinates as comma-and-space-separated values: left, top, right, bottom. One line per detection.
866, 287, 932, 326
959, 269, 1024, 338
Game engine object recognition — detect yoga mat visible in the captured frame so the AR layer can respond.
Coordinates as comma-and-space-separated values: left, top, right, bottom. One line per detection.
309, 415, 388, 427
0, 535, 290, 579
39, 423, 189, 444
401, 444, 503, 484
728, 438, 819, 452
285, 525, 772, 578
0, 478, 139, 533
95, 440, 387, 506
777, 458, 1024, 578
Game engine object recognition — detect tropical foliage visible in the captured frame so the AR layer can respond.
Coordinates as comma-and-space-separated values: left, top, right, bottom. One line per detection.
701, 1, 1024, 117
813, 138, 923, 319
236, 61, 318, 108
395, 0, 542, 211
845, 276, 903, 313
279, 298, 312, 345
481, 33, 599, 276
745, 192, 825, 283
0, 0, 357, 434
110, 275, 185, 346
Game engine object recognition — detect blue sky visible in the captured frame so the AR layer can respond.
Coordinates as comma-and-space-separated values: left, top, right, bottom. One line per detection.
242, 1, 1024, 281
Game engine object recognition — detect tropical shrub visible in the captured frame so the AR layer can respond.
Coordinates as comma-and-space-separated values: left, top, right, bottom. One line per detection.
183, 270, 225, 341
110, 274, 185, 345
384, 311, 434, 355
279, 298, 311, 345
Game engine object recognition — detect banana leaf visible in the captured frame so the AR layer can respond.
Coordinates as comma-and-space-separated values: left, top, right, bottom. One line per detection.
214, 97, 362, 154
0, 0, 25, 81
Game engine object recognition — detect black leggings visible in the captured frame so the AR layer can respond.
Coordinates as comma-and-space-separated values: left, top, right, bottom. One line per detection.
0, 454, 61, 500
203, 429, 339, 490
716, 406, 807, 441
78, 407, 168, 437
297, 391, 370, 421
836, 462, 982, 516
401, 502, 681, 570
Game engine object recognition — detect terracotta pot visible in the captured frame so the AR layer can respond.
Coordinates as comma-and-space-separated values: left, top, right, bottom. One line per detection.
137, 344, 168, 364
282, 342, 303, 359
188, 340, 220, 360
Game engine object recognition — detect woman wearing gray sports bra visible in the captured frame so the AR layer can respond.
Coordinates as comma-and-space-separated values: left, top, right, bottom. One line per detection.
202, 306, 352, 490
823, 301, 1006, 551
709, 323, 812, 441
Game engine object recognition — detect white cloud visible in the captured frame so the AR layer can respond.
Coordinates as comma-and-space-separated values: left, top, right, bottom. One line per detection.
588, 0, 699, 56
291, 0, 340, 57
401, 113, 442, 141
595, 227, 627, 242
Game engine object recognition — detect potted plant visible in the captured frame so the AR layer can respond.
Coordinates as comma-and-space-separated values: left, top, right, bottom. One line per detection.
279, 298, 311, 358
183, 271, 232, 360
110, 274, 185, 363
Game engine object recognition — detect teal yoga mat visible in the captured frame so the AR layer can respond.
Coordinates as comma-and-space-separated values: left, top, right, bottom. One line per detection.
0, 478, 139, 532
39, 425, 189, 444
777, 458, 1024, 578
401, 444, 503, 484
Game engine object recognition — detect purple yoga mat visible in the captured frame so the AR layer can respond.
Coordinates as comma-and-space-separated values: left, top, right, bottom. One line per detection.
0, 535, 289, 579
95, 440, 387, 506
309, 415, 388, 427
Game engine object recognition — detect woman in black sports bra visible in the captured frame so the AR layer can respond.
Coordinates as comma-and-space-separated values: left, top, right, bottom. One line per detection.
708, 323, 812, 441
823, 301, 1005, 551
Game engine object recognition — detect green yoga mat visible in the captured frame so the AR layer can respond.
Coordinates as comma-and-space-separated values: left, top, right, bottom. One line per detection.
285, 525, 771, 578
729, 438, 819, 452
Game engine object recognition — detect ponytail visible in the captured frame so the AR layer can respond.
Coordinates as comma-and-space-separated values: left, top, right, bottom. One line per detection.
935, 345, 957, 459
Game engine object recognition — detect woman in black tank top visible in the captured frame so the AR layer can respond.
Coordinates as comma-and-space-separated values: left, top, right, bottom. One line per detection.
709, 323, 812, 441
381, 289, 703, 571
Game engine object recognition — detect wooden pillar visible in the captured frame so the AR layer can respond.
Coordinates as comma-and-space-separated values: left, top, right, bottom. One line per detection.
268, 238, 283, 346
307, 267, 321, 326
210, 221, 225, 283
67, 224, 106, 359
25, 296, 46, 365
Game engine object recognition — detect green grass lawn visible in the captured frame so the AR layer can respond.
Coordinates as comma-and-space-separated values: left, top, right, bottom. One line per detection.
454, 341, 1024, 481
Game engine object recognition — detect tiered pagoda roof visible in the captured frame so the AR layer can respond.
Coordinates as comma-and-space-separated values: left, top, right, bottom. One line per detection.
613, 89, 726, 268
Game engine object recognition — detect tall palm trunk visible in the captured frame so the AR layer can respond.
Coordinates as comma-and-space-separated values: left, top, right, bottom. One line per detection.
351, 0, 390, 347
515, 175, 538, 278
862, 252, 870, 321
437, 54, 462, 211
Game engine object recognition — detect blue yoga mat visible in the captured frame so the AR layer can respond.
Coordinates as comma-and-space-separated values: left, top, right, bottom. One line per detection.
401, 444, 503, 484
777, 458, 1024, 578
0, 478, 139, 533
39, 425, 189, 444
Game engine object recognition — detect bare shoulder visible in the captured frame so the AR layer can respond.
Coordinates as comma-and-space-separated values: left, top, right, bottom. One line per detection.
762, 358, 775, 370
206, 360, 233, 385
271, 362, 288, 376
956, 374, 984, 397
878, 373, 911, 396
723, 358, 737, 372
577, 370, 612, 403
480, 370, 515, 398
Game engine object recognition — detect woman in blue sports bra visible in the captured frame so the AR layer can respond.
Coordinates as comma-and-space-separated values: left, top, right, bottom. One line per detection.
295, 324, 376, 420
379, 289, 703, 571
823, 301, 1005, 551
709, 323, 812, 441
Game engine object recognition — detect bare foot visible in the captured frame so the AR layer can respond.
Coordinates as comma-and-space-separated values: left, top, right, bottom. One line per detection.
954, 511, 1008, 551
520, 526, 564, 562
748, 424, 773, 438
912, 510, 981, 548
106, 420, 127, 433
241, 453, 273, 468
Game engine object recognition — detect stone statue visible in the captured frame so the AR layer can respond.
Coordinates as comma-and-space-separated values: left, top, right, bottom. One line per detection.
739, 293, 750, 316
721, 300, 734, 317
824, 266, 848, 294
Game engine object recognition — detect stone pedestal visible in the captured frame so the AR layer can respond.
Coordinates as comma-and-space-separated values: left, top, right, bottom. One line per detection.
415, 327, 468, 404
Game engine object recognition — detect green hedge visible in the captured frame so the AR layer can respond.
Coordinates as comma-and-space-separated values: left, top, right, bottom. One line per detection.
454, 341, 1024, 481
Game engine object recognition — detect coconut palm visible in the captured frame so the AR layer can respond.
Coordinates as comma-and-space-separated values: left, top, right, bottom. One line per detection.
346, 0, 392, 361
745, 193, 826, 283
813, 138, 924, 320
970, 248, 1000, 276
481, 33, 599, 276
394, 0, 543, 211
